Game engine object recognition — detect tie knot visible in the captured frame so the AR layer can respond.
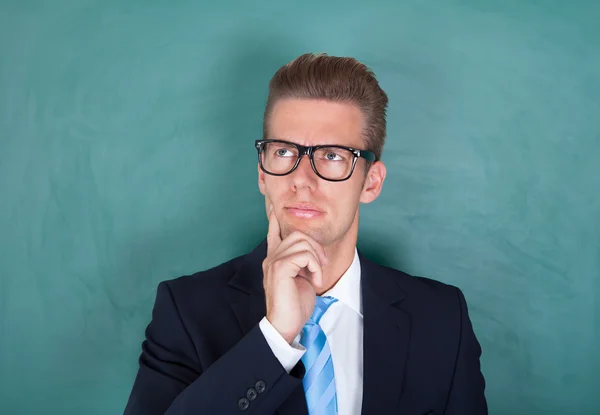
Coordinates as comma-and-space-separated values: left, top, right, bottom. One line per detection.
308, 296, 338, 325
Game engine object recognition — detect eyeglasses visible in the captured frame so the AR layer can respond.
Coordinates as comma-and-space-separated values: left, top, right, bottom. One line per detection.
255, 139, 376, 182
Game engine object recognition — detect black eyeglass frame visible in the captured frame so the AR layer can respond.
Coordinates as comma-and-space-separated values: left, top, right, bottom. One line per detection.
255, 139, 377, 182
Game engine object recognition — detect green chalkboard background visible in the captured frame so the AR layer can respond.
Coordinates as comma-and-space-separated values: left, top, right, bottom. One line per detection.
1, 0, 598, 413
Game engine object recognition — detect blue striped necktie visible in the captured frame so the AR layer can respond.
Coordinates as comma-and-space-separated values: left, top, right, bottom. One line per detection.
300, 296, 339, 415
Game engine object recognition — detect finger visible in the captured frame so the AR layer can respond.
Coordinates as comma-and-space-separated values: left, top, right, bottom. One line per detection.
296, 252, 323, 288
275, 231, 328, 266
275, 240, 321, 269
277, 250, 323, 288
267, 204, 281, 256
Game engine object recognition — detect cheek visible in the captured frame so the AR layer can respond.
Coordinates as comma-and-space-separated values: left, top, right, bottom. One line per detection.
263, 177, 285, 200
328, 183, 362, 216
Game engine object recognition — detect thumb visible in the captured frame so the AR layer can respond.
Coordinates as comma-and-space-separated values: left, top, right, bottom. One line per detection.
267, 204, 281, 255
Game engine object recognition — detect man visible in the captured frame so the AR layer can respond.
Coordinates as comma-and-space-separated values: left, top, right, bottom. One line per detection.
124, 53, 487, 414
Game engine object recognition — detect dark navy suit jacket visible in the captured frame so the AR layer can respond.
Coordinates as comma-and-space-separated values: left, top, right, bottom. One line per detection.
124, 239, 487, 414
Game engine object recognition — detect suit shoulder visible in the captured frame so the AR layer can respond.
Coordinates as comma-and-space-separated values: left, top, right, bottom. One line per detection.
368, 259, 464, 312
377, 260, 459, 293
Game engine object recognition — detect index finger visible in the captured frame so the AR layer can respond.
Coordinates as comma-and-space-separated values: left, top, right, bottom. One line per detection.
267, 204, 282, 255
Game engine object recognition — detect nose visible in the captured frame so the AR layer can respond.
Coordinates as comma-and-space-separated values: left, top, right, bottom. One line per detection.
290, 154, 318, 191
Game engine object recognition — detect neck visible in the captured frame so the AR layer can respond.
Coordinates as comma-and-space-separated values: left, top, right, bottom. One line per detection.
316, 228, 358, 295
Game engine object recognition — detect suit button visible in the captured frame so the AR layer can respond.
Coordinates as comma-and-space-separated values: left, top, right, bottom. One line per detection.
246, 388, 257, 401
238, 397, 250, 411
255, 380, 266, 393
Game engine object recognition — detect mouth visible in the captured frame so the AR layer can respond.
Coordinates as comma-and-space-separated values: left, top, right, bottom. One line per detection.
284, 204, 325, 219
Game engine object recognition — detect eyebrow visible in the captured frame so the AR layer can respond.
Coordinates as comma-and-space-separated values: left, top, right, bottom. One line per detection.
273, 137, 359, 148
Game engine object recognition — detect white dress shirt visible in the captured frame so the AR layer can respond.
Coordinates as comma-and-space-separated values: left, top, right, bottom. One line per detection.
259, 248, 363, 415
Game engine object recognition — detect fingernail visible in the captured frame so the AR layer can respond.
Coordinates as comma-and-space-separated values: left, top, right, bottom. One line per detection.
269, 204, 273, 213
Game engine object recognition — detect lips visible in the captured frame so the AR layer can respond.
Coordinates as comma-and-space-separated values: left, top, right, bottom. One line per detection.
285, 203, 323, 212
284, 204, 324, 219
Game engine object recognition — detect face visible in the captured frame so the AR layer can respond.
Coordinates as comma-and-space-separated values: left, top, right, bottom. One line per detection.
258, 99, 386, 248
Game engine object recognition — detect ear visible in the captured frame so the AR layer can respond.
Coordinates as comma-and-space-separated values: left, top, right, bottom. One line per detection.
360, 161, 386, 204
258, 163, 266, 195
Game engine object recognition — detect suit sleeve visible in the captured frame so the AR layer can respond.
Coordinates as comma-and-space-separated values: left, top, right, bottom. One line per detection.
444, 287, 488, 414
123, 281, 304, 415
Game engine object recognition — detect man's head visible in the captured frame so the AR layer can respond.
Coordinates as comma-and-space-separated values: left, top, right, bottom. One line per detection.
257, 53, 388, 249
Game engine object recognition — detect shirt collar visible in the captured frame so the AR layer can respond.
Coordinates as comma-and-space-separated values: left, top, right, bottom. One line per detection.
323, 247, 362, 317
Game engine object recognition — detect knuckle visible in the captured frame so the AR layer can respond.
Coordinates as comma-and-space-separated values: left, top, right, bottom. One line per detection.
297, 239, 313, 252
263, 258, 277, 275
271, 259, 286, 274
300, 238, 317, 252
290, 230, 309, 241
289, 230, 302, 240
262, 257, 270, 269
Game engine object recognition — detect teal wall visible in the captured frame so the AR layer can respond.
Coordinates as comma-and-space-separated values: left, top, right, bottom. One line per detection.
1, 1, 599, 413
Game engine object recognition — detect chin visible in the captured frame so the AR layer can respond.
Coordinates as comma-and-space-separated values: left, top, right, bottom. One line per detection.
281, 222, 332, 246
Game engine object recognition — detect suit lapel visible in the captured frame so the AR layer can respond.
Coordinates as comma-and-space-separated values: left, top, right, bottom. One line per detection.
359, 253, 411, 414
227, 241, 412, 414
228, 240, 268, 335
228, 239, 308, 415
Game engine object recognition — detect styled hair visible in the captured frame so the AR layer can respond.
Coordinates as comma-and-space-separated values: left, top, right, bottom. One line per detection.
263, 53, 389, 161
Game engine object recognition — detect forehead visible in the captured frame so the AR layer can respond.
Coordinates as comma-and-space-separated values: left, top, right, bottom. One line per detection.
268, 99, 365, 148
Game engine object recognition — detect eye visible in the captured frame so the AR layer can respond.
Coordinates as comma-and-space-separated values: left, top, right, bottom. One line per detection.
275, 148, 295, 157
324, 151, 343, 161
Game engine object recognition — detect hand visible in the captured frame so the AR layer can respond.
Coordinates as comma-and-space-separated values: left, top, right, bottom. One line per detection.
263, 205, 329, 344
